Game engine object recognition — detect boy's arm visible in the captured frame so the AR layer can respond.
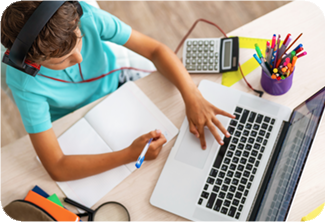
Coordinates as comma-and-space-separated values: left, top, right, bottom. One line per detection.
29, 128, 165, 181
123, 29, 235, 149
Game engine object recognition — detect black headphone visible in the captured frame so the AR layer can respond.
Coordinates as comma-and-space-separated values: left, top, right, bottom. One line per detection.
2, 1, 83, 77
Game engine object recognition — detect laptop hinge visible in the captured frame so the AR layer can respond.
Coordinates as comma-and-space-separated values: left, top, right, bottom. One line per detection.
247, 120, 291, 221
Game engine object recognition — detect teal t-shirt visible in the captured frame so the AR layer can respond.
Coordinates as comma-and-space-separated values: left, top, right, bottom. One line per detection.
6, 2, 132, 133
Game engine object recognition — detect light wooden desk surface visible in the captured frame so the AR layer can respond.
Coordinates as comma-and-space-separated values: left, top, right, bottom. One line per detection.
2, 1, 325, 221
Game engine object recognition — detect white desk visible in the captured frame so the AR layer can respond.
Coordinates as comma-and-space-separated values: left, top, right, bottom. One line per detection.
2, 1, 325, 221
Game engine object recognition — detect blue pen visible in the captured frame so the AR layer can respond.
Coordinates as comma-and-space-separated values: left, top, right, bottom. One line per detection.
135, 138, 153, 168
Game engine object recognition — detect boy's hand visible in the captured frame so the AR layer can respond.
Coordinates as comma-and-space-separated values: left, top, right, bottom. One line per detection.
127, 130, 167, 162
185, 88, 235, 150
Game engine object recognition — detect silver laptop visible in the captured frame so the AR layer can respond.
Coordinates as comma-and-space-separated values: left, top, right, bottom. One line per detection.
150, 79, 325, 221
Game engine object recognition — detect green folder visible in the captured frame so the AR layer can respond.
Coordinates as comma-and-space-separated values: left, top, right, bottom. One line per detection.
47, 194, 64, 208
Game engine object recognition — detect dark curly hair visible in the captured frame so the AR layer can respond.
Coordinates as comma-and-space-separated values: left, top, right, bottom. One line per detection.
1, 1, 81, 63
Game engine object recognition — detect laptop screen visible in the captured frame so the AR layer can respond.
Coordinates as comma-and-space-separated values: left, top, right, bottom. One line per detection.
255, 87, 325, 221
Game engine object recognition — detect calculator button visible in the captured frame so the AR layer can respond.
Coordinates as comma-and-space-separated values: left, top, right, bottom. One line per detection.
197, 65, 202, 70
203, 52, 208, 57
186, 59, 190, 64
186, 65, 196, 70
203, 65, 208, 70
197, 59, 202, 64
192, 52, 197, 58
193, 41, 197, 46
209, 65, 213, 70
186, 53, 191, 58
198, 53, 202, 58
191, 59, 196, 64
203, 59, 208, 64
187, 47, 192, 52
198, 41, 203, 46
210, 46, 214, 51
215, 52, 219, 56
210, 40, 215, 45
214, 65, 219, 70
209, 52, 214, 57
204, 40, 209, 45
209, 59, 214, 64
204, 46, 209, 51
192, 47, 197, 52
187, 41, 192, 46
215, 59, 219, 63
198, 47, 203, 52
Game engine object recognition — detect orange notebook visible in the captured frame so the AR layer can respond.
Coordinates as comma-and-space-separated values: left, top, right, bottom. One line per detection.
25, 190, 79, 222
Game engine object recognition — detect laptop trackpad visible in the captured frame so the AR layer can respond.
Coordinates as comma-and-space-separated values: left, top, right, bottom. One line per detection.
174, 127, 215, 169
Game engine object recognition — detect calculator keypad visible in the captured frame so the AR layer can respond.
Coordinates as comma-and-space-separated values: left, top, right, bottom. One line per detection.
184, 38, 220, 73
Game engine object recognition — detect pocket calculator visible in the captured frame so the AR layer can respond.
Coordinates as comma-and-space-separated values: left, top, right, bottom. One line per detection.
182, 37, 239, 73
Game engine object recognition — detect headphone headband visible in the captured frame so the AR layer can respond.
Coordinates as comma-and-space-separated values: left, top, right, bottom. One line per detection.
3, 1, 83, 76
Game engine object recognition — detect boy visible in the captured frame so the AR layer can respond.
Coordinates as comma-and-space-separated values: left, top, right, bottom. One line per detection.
1, 1, 234, 181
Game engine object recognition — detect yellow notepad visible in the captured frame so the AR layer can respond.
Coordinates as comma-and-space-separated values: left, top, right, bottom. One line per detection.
301, 203, 325, 221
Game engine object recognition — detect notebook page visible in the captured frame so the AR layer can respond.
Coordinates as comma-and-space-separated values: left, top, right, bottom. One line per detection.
84, 81, 179, 172
56, 118, 131, 209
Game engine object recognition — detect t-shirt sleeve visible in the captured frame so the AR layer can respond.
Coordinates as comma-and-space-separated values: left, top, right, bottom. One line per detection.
80, 2, 132, 45
9, 85, 52, 134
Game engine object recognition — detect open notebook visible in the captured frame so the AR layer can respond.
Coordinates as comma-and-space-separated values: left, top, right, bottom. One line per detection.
51, 82, 178, 209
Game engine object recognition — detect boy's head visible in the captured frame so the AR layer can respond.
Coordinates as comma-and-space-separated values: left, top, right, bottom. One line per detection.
1, 1, 83, 70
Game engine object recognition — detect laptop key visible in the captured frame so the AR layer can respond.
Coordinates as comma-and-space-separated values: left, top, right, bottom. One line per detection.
240, 109, 249, 124
229, 186, 236, 193
213, 185, 220, 192
226, 193, 234, 200
216, 179, 222, 185
224, 158, 231, 164
248, 112, 256, 123
254, 143, 261, 150
218, 172, 225, 178
221, 207, 228, 214
253, 124, 259, 131
235, 150, 242, 157
238, 124, 244, 131
232, 178, 239, 185
198, 198, 203, 205
238, 185, 244, 192
207, 177, 215, 185
271, 118, 275, 125
263, 140, 267, 146
241, 197, 246, 204
251, 150, 258, 157
221, 185, 229, 192
259, 130, 266, 136
221, 164, 228, 171
238, 205, 243, 212
230, 164, 236, 170
243, 170, 250, 177
247, 183, 252, 189
230, 120, 237, 127
204, 184, 209, 190
237, 165, 244, 171
256, 137, 263, 143
252, 168, 257, 174
234, 131, 241, 137
248, 137, 255, 144
206, 192, 217, 209
213, 136, 231, 168
240, 178, 248, 185
243, 151, 249, 157
235, 212, 241, 219
238, 143, 244, 150
261, 123, 268, 129
266, 132, 270, 139
228, 206, 237, 217
227, 126, 235, 135
232, 157, 239, 164
235, 107, 243, 113
245, 123, 252, 130
261, 147, 265, 153
256, 114, 264, 123
235, 172, 242, 178
244, 190, 249, 197
264, 116, 271, 123
219, 192, 226, 199
268, 126, 273, 132
246, 164, 253, 170
245, 144, 252, 151
224, 177, 231, 185
227, 171, 234, 178
213, 199, 223, 212
248, 157, 255, 164
224, 200, 231, 207
232, 199, 239, 206
234, 113, 240, 120
235, 192, 242, 199
243, 130, 249, 136
201, 191, 209, 199
229, 144, 236, 151
240, 137, 247, 143
251, 131, 257, 137
240, 158, 247, 164
210, 168, 218, 177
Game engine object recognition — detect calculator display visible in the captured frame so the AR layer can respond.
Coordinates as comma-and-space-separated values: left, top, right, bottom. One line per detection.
222, 39, 232, 70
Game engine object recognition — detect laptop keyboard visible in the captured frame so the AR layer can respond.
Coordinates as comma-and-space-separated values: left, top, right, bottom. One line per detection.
198, 106, 275, 219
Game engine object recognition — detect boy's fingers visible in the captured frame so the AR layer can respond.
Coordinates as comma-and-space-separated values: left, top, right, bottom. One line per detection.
215, 107, 236, 119
212, 116, 231, 138
206, 121, 223, 146
145, 130, 161, 141
198, 126, 206, 150
150, 135, 167, 150
189, 121, 199, 138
